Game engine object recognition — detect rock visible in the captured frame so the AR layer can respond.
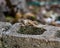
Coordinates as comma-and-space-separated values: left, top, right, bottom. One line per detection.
2, 23, 60, 48
0, 22, 12, 48
0, 22, 12, 36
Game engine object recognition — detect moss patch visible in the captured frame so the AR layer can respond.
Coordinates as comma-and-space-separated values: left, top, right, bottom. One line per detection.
56, 30, 60, 38
18, 25, 46, 35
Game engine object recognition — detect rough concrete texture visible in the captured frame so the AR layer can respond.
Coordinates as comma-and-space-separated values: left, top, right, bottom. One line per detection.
0, 22, 12, 48
2, 23, 60, 48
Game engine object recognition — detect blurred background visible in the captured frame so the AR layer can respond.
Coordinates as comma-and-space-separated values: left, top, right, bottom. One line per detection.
0, 0, 60, 26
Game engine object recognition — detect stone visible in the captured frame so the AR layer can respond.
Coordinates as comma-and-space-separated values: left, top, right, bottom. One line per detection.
2, 23, 60, 48
0, 22, 12, 48
0, 22, 12, 36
